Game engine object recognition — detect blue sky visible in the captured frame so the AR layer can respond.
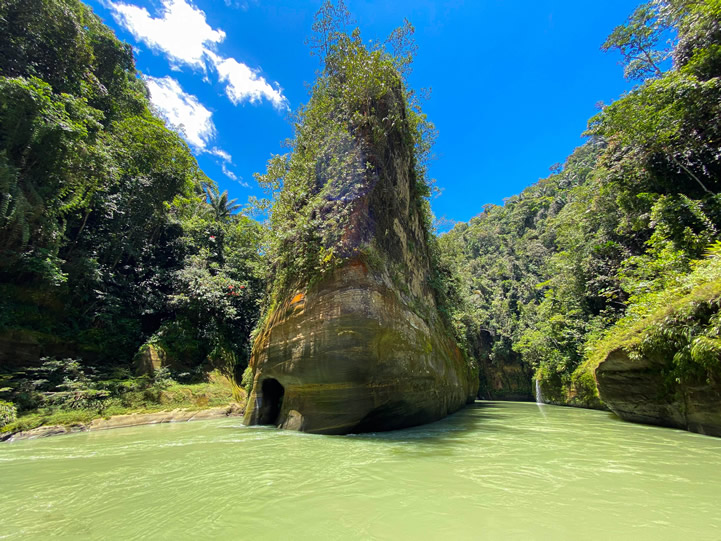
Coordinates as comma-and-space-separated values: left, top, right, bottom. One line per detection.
85, 0, 639, 228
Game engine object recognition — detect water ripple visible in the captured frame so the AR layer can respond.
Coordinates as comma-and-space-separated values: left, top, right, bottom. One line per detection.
2, 402, 721, 540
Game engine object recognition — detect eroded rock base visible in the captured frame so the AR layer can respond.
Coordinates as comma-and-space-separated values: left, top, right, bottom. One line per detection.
243, 261, 477, 435
596, 349, 721, 437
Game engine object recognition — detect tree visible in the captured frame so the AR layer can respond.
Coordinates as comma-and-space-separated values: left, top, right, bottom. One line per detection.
204, 186, 241, 222
602, 2, 668, 80
306, 0, 354, 60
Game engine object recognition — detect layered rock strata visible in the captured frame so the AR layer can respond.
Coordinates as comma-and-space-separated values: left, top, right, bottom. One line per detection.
243, 86, 478, 434
244, 259, 477, 434
596, 348, 721, 437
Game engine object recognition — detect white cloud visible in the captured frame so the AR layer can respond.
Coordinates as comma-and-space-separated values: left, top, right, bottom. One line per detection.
109, 0, 288, 109
109, 0, 225, 69
224, 0, 256, 10
222, 163, 250, 187
222, 163, 250, 188
209, 147, 232, 162
207, 52, 288, 110
145, 76, 215, 151
221, 163, 237, 180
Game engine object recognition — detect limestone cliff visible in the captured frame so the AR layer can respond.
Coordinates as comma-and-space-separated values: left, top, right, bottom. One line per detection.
595, 349, 721, 437
243, 46, 478, 434
478, 358, 532, 401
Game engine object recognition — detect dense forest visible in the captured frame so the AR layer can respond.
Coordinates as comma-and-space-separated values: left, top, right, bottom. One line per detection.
0, 0, 264, 430
1, 0, 721, 435
439, 0, 721, 408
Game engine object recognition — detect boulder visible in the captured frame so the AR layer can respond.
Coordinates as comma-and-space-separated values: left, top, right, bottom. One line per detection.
595, 348, 721, 437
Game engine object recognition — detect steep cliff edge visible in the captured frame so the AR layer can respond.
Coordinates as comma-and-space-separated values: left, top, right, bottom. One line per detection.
243, 33, 477, 434
243, 257, 477, 434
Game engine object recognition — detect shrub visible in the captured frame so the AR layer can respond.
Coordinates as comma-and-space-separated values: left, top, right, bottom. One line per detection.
241, 366, 254, 395
0, 400, 17, 427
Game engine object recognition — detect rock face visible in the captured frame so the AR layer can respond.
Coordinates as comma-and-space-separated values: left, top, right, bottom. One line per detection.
243, 260, 477, 434
595, 348, 721, 437
243, 87, 478, 434
133, 343, 167, 376
479, 359, 533, 401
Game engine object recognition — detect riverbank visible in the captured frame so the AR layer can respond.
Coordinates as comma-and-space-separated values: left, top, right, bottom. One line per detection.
1, 402, 244, 442
0, 368, 247, 441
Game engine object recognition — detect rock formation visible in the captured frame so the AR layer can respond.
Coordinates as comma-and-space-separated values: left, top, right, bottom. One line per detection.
595, 348, 721, 437
243, 65, 478, 434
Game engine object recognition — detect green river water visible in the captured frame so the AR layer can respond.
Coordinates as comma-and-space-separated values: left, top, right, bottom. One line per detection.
2, 401, 721, 540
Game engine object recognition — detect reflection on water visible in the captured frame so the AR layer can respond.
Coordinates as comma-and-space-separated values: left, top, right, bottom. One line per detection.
1, 402, 721, 540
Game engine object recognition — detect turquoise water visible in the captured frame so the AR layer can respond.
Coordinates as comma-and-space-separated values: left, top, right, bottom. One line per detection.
1, 401, 721, 540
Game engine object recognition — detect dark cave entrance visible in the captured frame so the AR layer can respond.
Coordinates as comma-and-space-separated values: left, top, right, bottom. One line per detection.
258, 378, 285, 426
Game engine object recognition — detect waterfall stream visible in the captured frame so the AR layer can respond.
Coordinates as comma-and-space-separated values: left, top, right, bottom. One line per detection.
535, 379, 544, 405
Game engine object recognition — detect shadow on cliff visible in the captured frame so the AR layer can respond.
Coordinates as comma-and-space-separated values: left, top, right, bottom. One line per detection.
345, 401, 508, 449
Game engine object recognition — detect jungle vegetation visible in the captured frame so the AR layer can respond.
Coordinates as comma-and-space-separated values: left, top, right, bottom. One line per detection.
2, 0, 721, 431
438, 0, 721, 404
0, 0, 264, 430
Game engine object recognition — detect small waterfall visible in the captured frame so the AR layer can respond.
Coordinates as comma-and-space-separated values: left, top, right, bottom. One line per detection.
535, 379, 544, 405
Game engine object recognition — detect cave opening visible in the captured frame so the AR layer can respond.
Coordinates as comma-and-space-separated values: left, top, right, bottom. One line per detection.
258, 378, 285, 426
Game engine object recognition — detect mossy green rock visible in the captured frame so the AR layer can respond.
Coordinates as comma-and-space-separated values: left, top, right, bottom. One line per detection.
595, 348, 721, 437
478, 355, 533, 401
133, 343, 167, 376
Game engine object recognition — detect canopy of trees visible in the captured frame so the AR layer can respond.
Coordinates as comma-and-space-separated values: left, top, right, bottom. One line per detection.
439, 0, 721, 404
0, 0, 264, 382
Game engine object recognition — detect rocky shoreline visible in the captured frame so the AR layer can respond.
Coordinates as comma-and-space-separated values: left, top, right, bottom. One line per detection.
1, 403, 244, 443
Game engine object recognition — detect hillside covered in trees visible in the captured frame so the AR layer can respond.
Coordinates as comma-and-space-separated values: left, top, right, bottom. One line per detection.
439, 0, 721, 425
0, 0, 264, 431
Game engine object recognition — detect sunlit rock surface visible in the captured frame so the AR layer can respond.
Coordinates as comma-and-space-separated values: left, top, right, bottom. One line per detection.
243, 87, 478, 434
596, 348, 721, 437
243, 260, 477, 434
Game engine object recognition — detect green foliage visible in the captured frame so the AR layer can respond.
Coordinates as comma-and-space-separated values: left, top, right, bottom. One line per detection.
439, 142, 610, 386
671, 0, 721, 79
439, 1, 721, 401
151, 367, 175, 389
0, 76, 107, 259
587, 247, 721, 382
0, 400, 17, 428
164, 201, 265, 370
6, 357, 109, 412
602, 2, 668, 80
241, 365, 254, 396
204, 185, 242, 222
0, 375, 235, 434
0, 0, 266, 399
255, 6, 437, 306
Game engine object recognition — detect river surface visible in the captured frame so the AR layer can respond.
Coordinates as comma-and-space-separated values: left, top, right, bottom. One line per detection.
2, 401, 721, 540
